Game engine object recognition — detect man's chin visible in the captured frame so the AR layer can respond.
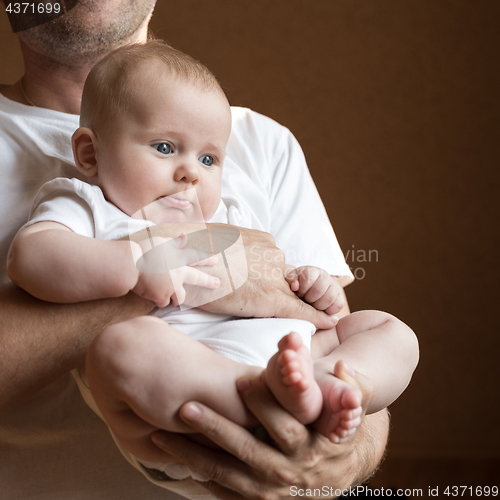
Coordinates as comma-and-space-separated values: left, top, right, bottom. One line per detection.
17, 0, 156, 65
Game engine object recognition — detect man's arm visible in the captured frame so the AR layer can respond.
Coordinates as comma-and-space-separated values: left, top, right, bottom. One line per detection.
0, 283, 153, 413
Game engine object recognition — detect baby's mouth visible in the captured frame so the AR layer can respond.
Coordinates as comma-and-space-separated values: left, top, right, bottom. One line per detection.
156, 195, 192, 209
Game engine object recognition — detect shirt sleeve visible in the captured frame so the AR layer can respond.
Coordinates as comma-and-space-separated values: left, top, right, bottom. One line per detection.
23, 177, 96, 238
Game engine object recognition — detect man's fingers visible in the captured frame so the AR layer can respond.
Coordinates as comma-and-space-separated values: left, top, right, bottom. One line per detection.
150, 426, 263, 495
168, 247, 214, 268
176, 401, 291, 474
236, 377, 310, 456
171, 402, 301, 495
192, 480, 246, 500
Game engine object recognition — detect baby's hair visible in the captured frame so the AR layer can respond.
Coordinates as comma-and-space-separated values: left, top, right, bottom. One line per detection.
80, 40, 225, 130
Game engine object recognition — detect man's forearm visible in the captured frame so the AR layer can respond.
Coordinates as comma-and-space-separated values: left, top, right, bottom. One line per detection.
349, 409, 390, 487
0, 283, 153, 414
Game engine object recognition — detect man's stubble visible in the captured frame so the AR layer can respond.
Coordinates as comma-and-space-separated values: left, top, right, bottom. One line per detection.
18, 0, 157, 67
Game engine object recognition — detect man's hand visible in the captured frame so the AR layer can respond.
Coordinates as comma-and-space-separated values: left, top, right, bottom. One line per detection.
198, 226, 339, 329
128, 224, 339, 329
150, 375, 389, 499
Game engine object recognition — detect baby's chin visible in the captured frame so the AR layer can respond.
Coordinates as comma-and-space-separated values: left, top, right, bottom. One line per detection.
128, 201, 207, 225
144, 207, 207, 225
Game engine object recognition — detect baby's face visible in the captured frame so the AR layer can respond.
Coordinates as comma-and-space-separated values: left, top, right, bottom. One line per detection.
95, 74, 231, 224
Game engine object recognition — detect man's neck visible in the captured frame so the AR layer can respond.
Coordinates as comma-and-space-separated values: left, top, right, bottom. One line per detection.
1, 22, 150, 115
0, 40, 94, 114
23, 45, 93, 114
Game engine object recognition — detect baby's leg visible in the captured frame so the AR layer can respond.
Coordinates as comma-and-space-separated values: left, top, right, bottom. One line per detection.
86, 316, 262, 463
265, 310, 418, 443
312, 310, 418, 441
314, 310, 419, 414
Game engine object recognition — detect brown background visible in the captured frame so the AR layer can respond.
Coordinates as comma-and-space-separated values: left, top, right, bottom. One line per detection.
1, 0, 499, 493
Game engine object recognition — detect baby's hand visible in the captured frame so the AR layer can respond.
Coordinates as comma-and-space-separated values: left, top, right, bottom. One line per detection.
285, 265, 345, 315
132, 266, 220, 308
130, 234, 220, 308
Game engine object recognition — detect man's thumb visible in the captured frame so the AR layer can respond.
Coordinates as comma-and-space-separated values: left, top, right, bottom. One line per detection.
279, 293, 339, 329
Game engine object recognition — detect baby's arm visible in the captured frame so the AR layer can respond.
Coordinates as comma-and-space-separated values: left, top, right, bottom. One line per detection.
7, 222, 139, 303
7, 222, 219, 306
286, 265, 346, 315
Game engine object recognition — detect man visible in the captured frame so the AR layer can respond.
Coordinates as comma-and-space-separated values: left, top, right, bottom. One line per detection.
0, 1, 389, 498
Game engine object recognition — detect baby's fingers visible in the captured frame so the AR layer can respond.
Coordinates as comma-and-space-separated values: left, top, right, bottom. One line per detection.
189, 254, 218, 267
323, 291, 346, 315
173, 233, 187, 249
312, 285, 346, 314
174, 267, 221, 289
297, 267, 329, 300
285, 268, 300, 292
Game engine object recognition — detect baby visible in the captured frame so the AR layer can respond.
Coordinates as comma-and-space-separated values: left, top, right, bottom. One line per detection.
7, 41, 418, 479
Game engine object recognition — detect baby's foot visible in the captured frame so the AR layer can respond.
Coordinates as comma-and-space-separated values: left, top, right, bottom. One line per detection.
314, 360, 373, 443
264, 332, 323, 424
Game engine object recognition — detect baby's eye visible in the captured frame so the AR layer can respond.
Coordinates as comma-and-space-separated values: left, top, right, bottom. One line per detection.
199, 155, 214, 167
153, 143, 173, 155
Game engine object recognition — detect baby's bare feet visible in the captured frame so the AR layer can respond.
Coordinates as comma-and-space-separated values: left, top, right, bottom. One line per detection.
264, 332, 323, 424
314, 360, 373, 443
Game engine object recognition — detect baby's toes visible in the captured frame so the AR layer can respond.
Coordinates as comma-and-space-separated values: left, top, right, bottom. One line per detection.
341, 406, 362, 422
341, 387, 363, 410
284, 372, 303, 385
280, 362, 303, 385
277, 331, 303, 351
339, 414, 362, 431
277, 349, 298, 368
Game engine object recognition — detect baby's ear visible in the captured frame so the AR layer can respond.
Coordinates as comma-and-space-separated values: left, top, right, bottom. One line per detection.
72, 127, 98, 178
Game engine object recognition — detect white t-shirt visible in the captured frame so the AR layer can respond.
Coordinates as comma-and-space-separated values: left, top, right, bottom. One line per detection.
0, 92, 353, 499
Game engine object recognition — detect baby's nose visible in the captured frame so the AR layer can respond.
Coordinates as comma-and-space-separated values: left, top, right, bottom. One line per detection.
174, 160, 199, 184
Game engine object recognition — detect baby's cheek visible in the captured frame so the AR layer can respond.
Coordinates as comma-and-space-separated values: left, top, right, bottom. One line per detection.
200, 192, 221, 221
